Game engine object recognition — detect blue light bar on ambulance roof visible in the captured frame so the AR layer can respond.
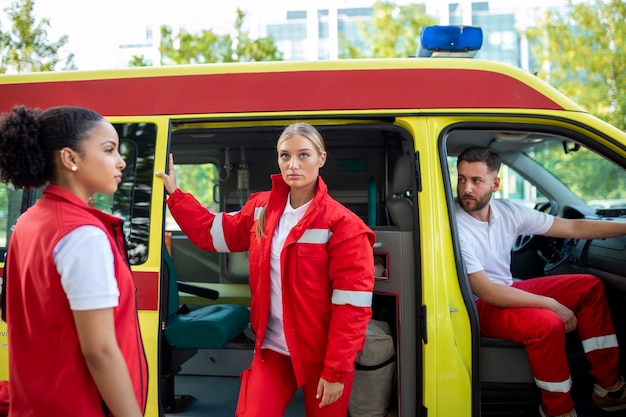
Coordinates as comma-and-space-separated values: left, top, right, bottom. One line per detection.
417, 25, 483, 58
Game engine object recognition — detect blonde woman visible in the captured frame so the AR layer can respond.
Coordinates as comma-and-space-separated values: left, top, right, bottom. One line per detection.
157, 122, 375, 417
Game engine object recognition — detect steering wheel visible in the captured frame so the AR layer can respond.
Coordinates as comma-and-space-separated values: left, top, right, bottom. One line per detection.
512, 200, 558, 253
543, 238, 576, 273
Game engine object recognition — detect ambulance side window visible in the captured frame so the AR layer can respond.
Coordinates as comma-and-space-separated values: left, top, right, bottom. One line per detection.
100, 122, 157, 265
0, 184, 23, 258
0, 122, 157, 265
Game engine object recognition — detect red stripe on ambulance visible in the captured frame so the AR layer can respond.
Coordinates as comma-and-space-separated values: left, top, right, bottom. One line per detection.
0, 68, 563, 116
133, 271, 159, 311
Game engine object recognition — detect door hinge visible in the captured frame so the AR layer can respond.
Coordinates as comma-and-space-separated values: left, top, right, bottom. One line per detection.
414, 151, 422, 193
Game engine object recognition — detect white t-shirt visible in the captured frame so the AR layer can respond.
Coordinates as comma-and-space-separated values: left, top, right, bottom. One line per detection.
261, 195, 311, 355
53, 225, 120, 311
455, 199, 554, 288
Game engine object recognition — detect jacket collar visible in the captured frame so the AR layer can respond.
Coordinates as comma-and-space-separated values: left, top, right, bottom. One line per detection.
42, 184, 121, 226
268, 174, 329, 205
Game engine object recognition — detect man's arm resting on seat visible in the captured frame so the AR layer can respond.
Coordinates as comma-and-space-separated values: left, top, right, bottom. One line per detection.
469, 270, 577, 333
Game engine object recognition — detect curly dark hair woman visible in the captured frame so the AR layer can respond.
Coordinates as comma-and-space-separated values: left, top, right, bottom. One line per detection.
0, 105, 148, 417
0, 105, 104, 189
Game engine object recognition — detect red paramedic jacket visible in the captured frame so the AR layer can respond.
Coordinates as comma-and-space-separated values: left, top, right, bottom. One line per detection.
6, 185, 148, 417
167, 175, 375, 384
0, 381, 7, 417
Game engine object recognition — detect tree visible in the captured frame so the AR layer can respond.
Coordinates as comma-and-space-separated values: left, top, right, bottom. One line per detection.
340, 1, 437, 59
527, 0, 626, 130
0, 0, 76, 73
132, 8, 282, 66
128, 54, 150, 67
230, 9, 282, 62
158, 25, 230, 65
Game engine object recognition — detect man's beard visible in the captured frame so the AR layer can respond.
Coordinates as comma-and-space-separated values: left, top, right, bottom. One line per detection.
458, 189, 492, 213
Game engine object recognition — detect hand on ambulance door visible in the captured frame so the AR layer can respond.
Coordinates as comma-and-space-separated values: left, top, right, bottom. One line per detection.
155, 153, 178, 195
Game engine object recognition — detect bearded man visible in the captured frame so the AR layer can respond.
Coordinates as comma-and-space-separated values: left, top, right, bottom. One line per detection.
455, 146, 626, 417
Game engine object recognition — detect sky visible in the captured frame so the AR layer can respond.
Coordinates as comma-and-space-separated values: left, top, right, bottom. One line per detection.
23, 0, 569, 70
0, 0, 368, 70
32, 0, 264, 69
30, 0, 389, 69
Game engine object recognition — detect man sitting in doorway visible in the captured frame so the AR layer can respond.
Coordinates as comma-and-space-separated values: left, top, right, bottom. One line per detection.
455, 146, 626, 417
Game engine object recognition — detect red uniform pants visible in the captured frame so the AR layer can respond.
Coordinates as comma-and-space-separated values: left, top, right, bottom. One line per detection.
235, 349, 354, 417
476, 274, 620, 416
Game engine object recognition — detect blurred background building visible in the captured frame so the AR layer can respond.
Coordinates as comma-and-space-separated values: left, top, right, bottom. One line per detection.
36, 0, 570, 70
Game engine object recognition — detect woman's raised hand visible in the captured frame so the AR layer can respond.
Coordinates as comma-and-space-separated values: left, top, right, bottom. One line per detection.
155, 153, 178, 195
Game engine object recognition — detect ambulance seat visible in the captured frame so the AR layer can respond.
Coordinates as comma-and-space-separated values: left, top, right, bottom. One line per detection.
160, 249, 250, 412
386, 154, 413, 231
480, 337, 534, 383
476, 305, 538, 413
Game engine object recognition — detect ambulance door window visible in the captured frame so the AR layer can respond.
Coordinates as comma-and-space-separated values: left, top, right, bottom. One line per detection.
447, 155, 548, 209
164, 162, 222, 284
164, 162, 219, 232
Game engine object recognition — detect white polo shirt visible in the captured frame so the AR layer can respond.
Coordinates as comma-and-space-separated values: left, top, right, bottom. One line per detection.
455, 199, 554, 288
53, 225, 120, 311
262, 194, 312, 355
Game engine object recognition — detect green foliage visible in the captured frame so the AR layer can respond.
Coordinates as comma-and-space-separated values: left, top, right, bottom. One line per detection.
528, 140, 626, 204
0, 0, 76, 73
174, 164, 219, 212
231, 9, 282, 62
131, 8, 283, 66
128, 54, 151, 67
338, 33, 363, 59
158, 25, 230, 65
527, 0, 626, 130
341, 1, 437, 58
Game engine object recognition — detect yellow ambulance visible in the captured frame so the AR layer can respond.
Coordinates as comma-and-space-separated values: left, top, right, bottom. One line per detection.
1, 26, 625, 416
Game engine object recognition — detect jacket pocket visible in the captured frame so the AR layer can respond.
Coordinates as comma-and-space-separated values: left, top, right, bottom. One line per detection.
295, 243, 329, 288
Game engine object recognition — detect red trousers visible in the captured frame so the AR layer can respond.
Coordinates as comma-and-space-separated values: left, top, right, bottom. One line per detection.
235, 349, 354, 417
477, 274, 621, 416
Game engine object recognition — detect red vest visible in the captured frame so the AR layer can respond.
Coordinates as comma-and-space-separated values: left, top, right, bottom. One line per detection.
6, 185, 147, 417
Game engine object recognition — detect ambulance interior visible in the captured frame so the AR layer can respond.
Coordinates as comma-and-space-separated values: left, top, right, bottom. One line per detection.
161, 120, 419, 417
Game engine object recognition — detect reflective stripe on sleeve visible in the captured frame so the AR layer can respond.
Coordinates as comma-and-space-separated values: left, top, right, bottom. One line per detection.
210, 212, 231, 252
534, 376, 572, 393
582, 335, 618, 353
332, 289, 373, 307
297, 229, 332, 244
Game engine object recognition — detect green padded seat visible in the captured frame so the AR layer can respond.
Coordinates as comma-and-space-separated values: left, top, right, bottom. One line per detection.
163, 250, 250, 350
164, 303, 250, 349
